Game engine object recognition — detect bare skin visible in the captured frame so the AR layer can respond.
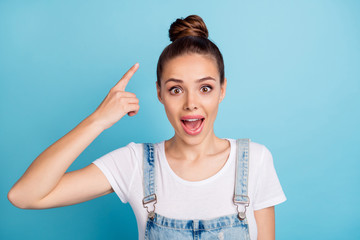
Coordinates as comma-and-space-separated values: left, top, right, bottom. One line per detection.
255, 206, 275, 240
157, 54, 229, 179
165, 138, 231, 182
158, 53, 276, 239
8, 55, 276, 239
7, 63, 140, 209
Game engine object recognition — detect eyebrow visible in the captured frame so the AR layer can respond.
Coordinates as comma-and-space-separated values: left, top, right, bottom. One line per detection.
164, 76, 216, 85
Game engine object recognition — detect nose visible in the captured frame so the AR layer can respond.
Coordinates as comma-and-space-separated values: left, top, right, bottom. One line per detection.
183, 92, 198, 111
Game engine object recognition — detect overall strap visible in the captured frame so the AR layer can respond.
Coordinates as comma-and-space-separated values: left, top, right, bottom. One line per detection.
233, 138, 250, 220
142, 143, 157, 219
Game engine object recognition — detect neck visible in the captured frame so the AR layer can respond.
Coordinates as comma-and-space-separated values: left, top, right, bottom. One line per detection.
164, 130, 225, 162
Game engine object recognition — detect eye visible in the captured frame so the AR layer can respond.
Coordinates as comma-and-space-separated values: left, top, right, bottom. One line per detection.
200, 85, 212, 93
169, 87, 182, 95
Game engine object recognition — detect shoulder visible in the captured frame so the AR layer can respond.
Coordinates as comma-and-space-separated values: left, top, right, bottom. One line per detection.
249, 140, 274, 167
247, 140, 278, 181
110, 142, 142, 155
250, 141, 272, 159
250, 140, 268, 154
100, 142, 144, 165
228, 138, 273, 167
228, 138, 270, 157
110, 141, 165, 160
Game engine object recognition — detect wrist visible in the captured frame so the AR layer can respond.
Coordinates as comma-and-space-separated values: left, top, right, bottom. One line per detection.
83, 114, 107, 132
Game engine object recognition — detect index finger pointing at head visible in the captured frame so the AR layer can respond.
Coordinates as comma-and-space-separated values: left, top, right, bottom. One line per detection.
114, 63, 139, 91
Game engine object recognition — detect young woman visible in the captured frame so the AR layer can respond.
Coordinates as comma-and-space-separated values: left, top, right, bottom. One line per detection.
8, 15, 286, 240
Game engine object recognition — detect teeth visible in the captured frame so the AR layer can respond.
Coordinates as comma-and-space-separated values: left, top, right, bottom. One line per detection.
183, 119, 200, 122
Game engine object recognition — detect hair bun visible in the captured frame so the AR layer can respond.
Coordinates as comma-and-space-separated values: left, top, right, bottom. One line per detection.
169, 15, 209, 42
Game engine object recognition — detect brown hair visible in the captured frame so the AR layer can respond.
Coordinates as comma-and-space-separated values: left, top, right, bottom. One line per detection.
156, 15, 225, 87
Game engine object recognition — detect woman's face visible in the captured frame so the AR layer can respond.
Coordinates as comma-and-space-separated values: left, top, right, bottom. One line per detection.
157, 53, 227, 145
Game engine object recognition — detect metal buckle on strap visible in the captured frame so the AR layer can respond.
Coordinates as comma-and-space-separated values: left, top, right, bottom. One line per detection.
142, 194, 157, 219
233, 195, 250, 206
142, 193, 157, 205
233, 195, 250, 221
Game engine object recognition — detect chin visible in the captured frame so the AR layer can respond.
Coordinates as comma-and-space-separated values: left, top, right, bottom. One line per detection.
176, 129, 211, 146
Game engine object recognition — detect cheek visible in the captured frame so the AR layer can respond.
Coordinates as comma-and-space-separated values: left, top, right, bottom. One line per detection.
204, 94, 221, 109
163, 102, 178, 120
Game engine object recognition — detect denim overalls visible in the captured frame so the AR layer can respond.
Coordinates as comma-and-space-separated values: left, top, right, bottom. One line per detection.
142, 139, 251, 240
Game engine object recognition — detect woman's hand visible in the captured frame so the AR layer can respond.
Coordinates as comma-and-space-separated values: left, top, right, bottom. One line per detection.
90, 63, 140, 130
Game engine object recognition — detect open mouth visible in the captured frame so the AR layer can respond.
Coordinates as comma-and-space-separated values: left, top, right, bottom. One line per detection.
180, 117, 205, 135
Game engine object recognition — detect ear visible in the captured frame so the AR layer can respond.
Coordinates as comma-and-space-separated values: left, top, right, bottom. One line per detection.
156, 81, 163, 104
219, 77, 227, 103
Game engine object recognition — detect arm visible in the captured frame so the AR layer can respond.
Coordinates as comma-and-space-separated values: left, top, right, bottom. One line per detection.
7, 115, 110, 209
254, 206, 275, 240
7, 63, 140, 209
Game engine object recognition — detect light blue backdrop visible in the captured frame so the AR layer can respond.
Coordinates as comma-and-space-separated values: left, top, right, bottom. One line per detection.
1, 0, 359, 239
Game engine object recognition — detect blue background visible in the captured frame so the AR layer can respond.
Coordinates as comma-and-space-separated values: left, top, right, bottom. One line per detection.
1, 0, 359, 239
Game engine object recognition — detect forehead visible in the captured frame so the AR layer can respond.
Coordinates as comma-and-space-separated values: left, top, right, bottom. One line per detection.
162, 53, 219, 83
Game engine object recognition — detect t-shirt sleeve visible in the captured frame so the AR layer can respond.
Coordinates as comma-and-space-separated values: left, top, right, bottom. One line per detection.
91, 142, 141, 204
252, 145, 287, 211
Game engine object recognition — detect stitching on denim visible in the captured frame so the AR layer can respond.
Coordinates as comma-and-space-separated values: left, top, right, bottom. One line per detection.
144, 219, 150, 239
151, 215, 248, 231
152, 220, 248, 231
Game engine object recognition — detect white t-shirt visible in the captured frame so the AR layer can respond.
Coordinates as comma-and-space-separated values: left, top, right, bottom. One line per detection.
92, 138, 287, 240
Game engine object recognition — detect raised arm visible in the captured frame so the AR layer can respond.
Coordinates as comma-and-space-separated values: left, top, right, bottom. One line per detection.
8, 63, 140, 209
